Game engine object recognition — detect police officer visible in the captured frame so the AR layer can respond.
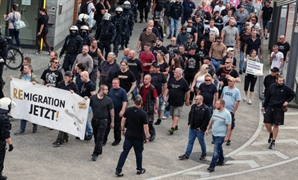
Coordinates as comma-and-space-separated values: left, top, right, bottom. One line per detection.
95, 13, 116, 60
111, 7, 127, 57
120, 1, 135, 49
153, 16, 164, 39
0, 97, 14, 180
129, 0, 138, 23
0, 27, 8, 98
80, 25, 92, 46
76, 13, 89, 33
60, 25, 83, 72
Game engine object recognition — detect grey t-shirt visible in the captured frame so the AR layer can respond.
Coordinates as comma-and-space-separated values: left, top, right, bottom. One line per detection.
222, 26, 238, 46
221, 86, 241, 112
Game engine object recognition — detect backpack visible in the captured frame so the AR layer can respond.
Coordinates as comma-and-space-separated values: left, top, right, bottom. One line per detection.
80, 2, 90, 15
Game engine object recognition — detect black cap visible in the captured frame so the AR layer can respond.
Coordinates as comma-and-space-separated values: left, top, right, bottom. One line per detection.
203, 56, 211, 61
174, 49, 180, 55
181, 26, 187, 30
205, 27, 210, 31
271, 67, 279, 72
187, 34, 193, 39
65, 71, 73, 77
152, 62, 160, 68
189, 45, 196, 50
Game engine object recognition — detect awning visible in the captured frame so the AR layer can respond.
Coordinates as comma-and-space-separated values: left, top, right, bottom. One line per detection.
276, 0, 296, 7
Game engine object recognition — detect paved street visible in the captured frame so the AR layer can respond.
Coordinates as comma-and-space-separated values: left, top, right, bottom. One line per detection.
2, 1, 298, 179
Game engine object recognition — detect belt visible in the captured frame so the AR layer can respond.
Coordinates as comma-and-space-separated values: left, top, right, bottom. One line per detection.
211, 57, 221, 61
92, 118, 107, 121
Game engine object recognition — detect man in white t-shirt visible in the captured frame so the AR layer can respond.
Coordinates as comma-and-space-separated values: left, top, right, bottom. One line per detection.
249, 17, 262, 38
206, 19, 220, 37
270, 45, 284, 73
87, 0, 96, 29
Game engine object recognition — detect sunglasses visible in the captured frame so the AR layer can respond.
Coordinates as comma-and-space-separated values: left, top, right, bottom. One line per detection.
205, 79, 212, 81
53, 62, 59, 64
225, 62, 231, 64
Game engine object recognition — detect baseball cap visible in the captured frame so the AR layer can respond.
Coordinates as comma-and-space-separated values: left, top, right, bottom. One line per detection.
228, 77, 235, 82
65, 71, 73, 77
189, 45, 196, 50
152, 62, 160, 68
227, 47, 234, 52
271, 67, 279, 72
187, 34, 193, 39
205, 27, 210, 31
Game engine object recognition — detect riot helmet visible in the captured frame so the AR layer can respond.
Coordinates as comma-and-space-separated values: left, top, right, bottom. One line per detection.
0, 97, 16, 114
69, 25, 79, 35
123, 1, 131, 10
115, 7, 123, 15
80, 25, 89, 36
103, 13, 111, 23
78, 13, 89, 23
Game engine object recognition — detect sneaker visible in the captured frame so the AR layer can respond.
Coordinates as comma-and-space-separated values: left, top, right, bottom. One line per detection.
119, 46, 124, 50
34, 51, 40, 55
243, 96, 247, 102
149, 134, 155, 142
154, 119, 161, 125
14, 129, 25, 135
216, 161, 224, 166
265, 35, 268, 40
91, 154, 98, 161
139, 20, 143, 23
32, 126, 37, 133
115, 171, 124, 177
175, 126, 178, 130
248, 99, 252, 105
269, 141, 275, 149
169, 127, 175, 135
199, 155, 206, 161
211, 141, 214, 144
85, 134, 93, 141
52, 140, 62, 147
178, 154, 189, 160
226, 139, 231, 146
268, 133, 273, 143
239, 70, 243, 74
136, 168, 146, 175
163, 33, 166, 37
162, 116, 168, 120
112, 140, 120, 146
207, 166, 215, 172
167, 35, 171, 39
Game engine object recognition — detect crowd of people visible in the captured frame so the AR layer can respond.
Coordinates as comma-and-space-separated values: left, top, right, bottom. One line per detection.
0, 0, 297, 178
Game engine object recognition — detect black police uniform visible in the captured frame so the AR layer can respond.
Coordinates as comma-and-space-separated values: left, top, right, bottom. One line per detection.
95, 21, 116, 59
138, 0, 151, 22
130, 0, 138, 23
80, 31, 92, 46
60, 32, 83, 72
121, 8, 135, 48
0, 36, 8, 98
111, 13, 127, 56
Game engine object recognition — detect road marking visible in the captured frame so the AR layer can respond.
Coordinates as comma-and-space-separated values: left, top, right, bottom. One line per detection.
279, 126, 298, 130
146, 164, 207, 180
252, 139, 298, 146
183, 171, 210, 177
225, 160, 260, 168
236, 151, 290, 159
284, 112, 298, 115
196, 156, 298, 180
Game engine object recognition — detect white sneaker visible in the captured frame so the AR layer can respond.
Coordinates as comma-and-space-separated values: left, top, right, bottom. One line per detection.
162, 116, 168, 120
243, 96, 247, 102
248, 99, 252, 105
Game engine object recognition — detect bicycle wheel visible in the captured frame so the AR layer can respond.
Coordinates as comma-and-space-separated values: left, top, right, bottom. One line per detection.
6, 46, 23, 70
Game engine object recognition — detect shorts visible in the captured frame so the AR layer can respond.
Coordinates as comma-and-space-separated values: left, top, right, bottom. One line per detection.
230, 112, 235, 130
263, 107, 284, 125
157, 96, 163, 112
262, 20, 270, 30
170, 106, 182, 117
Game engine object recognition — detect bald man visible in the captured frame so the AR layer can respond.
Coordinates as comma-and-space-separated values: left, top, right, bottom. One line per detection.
121, 48, 130, 61
139, 74, 159, 142
143, 20, 160, 38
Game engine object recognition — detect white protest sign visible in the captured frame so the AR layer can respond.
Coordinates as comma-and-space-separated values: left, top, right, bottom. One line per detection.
246, 60, 263, 76
10, 78, 89, 140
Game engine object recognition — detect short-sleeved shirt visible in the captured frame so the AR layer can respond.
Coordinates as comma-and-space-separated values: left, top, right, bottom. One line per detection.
114, 70, 136, 93
216, 68, 239, 87
276, 42, 290, 59
157, 61, 169, 73
123, 107, 148, 141
198, 83, 218, 106
245, 37, 261, 55
183, 0, 196, 16
90, 95, 114, 119
38, 15, 49, 34
222, 26, 238, 46
140, 51, 155, 72
150, 72, 167, 95
211, 43, 227, 60
152, 46, 169, 60
80, 80, 96, 97
211, 109, 232, 137
87, 2, 95, 18
221, 86, 241, 112
166, 44, 179, 59
95, 3, 105, 22
270, 52, 284, 69
262, 6, 273, 20
186, 26, 197, 38
127, 58, 143, 80
108, 87, 128, 112
41, 69, 63, 87
139, 32, 157, 50
22, 75, 31, 82
185, 53, 201, 74
167, 77, 190, 106
208, 26, 220, 37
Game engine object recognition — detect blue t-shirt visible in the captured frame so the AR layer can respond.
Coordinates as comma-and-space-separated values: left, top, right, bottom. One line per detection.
221, 86, 241, 112
183, 0, 196, 16
22, 75, 31, 82
211, 109, 231, 137
198, 83, 218, 106
108, 87, 128, 112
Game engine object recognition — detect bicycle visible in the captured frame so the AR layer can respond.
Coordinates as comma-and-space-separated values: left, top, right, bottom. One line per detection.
3, 36, 23, 70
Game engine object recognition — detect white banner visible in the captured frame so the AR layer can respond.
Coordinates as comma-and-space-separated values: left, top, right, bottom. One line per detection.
10, 78, 89, 140
246, 60, 264, 76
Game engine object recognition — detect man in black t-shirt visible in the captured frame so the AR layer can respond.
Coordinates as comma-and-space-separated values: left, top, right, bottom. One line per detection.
41, 58, 63, 87
166, 37, 179, 60
238, 27, 251, 74
259, 0, 273, 39
115, 95, 149, 177
127, 50, 143, 99
152, 38, 169, 63
150, 63, 167, 125
164, 68, 190, 135
276, 35, 290, 75
114, 61, 136, 98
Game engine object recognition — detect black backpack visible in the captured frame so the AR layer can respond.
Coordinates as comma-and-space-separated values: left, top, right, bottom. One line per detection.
80, 2, 90, 15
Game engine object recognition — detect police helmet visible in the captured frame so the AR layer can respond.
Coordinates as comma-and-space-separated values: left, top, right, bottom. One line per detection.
116, 7, 123, 12
70, 25, 79, 31
0, 97, 15, 113
123, 1, 131, 9
78, 13, 89, 22
80, 25, 89, 31
103, 13, 111, 21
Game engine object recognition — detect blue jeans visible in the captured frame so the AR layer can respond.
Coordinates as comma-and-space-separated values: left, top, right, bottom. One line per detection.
157, 95, 164, 112
116, 137, 144, 173
211, 59, 221, 72
20, 119, 37, 132
163, 101, 170, 118
280, 63, 285, 75
132, 79, 140, 100
240, 51, 245, 71
86, 106, 93, 137
184, 128, 206, 157
170, 18, 179, 36
237, 24, 244, 34
210, 135, 225, 167
9, 29, 20, 47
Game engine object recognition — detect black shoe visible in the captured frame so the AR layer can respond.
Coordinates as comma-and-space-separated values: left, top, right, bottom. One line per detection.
199, 155, 206, 161
265, 35, 268, 40
112, 140, 120, 146
175, 125, 178, 130
115, 171, 124, 177
226, 139, 231, 146
154, 119, 161, 125
85, 134, 93, 141
145, 19, 148, 22
207, 166, 215, 172
239, 70, 243, 75
149, 134, 155, 142
91, 154, 98, 161
139, 20, 143, 23
52, 140, 62, 147
75, 137, 80, 140
169, 127, 175, 134
103, 141, 107, 146
32, 126, 37, 133
167, 35, 171, 39
137, 168, 146, 175
0, 174, 7, 180
216, 161, 224, 166
269, 142, 275, 149
268, 133, 273, 143
178, 154, 189, 160
119, 46, 124, 50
